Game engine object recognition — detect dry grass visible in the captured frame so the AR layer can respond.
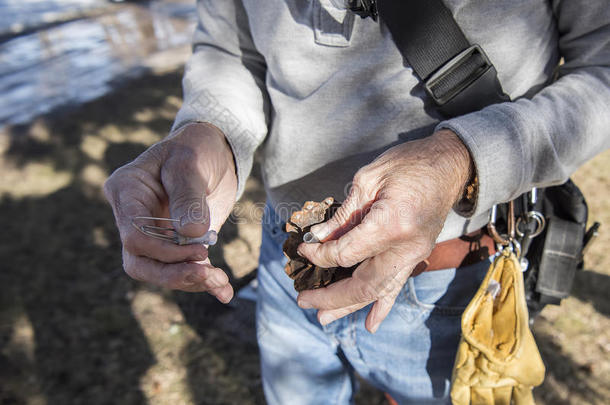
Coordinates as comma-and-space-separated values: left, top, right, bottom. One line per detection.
532, 153, 610, 405
0, 70, 608, 405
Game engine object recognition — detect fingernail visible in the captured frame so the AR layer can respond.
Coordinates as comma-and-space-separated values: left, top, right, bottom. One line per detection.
180, 214, 192, 227
180, 212, 204, 227
319, 313, 336, 326
218, 290, 233, 304
298, 299, 313, 309
369, 322, 380, 334
309, 224, 329, 242
302, 232, 319, 244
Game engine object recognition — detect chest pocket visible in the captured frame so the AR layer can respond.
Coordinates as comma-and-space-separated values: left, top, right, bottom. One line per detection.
313, 0, 355, 47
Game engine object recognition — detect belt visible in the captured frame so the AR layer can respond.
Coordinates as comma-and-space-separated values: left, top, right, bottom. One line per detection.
412, 228, 497, 276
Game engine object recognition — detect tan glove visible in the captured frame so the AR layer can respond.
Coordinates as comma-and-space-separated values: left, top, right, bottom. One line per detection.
451, 250, 545, 405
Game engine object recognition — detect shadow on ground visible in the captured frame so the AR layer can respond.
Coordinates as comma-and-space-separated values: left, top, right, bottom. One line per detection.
572, 270, 610, 316
534, 330, 607, 405
0, 70, 266, 405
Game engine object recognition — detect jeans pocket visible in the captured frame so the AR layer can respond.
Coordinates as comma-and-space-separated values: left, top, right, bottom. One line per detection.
402, 260, 491, 316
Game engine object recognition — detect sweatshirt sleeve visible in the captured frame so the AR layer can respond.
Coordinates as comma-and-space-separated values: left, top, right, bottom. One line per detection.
436, 0, 610, 217
171, 0, 270, 199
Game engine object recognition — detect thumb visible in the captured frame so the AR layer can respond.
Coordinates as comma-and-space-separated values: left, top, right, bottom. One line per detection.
308, 180, 370, 242
162, 162, 211, 238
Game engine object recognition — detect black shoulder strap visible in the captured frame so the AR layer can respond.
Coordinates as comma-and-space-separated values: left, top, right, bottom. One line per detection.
375, 0, 510, 118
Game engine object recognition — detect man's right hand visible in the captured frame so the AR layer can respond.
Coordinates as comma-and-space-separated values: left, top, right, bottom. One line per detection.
103, 123, 238, 303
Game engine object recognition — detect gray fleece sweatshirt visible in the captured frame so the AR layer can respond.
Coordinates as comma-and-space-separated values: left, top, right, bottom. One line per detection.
172, 0, 610, 243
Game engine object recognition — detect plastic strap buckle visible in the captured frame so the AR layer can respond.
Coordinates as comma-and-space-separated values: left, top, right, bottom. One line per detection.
347, 0, 378, 21
423, 44, 509, 117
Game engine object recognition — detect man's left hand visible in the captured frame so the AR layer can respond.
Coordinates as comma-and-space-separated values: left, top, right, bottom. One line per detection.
296, 130, 473, 333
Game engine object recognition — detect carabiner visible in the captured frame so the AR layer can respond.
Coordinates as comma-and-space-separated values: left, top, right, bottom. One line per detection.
487, 200, 515, 246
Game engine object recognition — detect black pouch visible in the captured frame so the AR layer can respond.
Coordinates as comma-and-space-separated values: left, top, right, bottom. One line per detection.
522, 180, 589, 316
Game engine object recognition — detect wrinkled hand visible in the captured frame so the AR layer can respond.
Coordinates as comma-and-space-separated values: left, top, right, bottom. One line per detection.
297, 130, 473, 332
103, 123, 237, 303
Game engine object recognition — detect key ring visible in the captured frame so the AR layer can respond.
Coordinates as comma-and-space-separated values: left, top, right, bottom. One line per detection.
516, 211, 546, 238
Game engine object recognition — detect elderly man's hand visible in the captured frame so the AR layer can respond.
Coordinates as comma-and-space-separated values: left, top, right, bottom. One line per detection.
103, 123, 237, 303
297, 130, 473, 333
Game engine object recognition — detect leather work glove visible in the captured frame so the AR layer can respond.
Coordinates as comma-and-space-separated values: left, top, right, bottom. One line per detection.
451, 250, 545, 405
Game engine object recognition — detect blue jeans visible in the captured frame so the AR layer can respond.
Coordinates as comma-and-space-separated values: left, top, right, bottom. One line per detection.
256, 206, 490, 405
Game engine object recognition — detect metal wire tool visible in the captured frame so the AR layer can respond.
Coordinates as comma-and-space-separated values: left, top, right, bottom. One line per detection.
131, 216, 218, 246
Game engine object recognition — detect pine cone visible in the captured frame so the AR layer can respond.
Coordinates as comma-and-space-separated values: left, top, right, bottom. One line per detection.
282, 197, 356, 292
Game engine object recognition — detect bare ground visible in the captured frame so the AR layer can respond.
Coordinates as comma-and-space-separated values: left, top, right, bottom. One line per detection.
0, 70, 608, 405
